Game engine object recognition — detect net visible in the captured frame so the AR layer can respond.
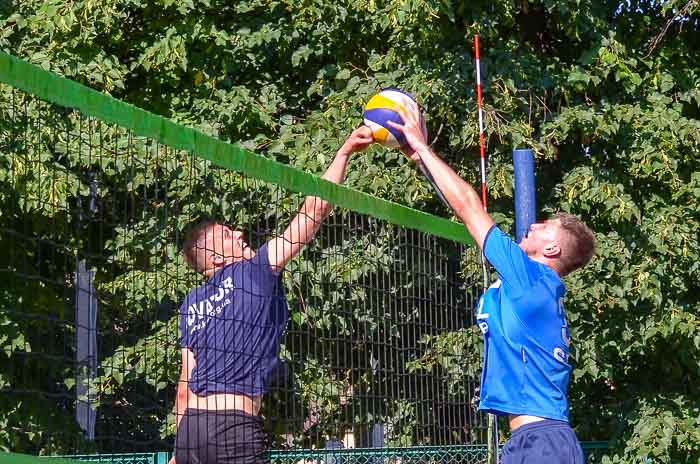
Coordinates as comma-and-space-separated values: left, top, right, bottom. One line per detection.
0, 51, 486, 459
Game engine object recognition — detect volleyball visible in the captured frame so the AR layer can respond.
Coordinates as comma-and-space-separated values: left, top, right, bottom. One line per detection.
363, 88, 423, 148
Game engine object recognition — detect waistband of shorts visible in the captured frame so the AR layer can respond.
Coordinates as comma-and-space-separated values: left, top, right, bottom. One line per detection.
511, 419, 571, 437
184, 407, 262, 421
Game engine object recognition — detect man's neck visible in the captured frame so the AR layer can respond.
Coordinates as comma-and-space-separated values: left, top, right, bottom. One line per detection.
204, 250, 257, 278
529, 255, 562, 277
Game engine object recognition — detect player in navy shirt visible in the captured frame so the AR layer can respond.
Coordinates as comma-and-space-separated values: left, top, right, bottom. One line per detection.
173, 127, 373, 464
388, 110, 595, 463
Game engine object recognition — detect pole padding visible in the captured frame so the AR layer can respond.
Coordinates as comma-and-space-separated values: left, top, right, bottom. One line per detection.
512, 148, 536, 242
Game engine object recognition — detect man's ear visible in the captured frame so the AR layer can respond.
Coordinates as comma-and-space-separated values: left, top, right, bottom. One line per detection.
543, 242, 561, 259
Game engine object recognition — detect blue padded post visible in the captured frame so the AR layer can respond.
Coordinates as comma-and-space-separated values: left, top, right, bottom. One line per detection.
512, 149, 536, 243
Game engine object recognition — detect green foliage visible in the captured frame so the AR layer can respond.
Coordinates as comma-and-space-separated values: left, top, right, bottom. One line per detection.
406, 327, 482, 394
1, 0, 699, 462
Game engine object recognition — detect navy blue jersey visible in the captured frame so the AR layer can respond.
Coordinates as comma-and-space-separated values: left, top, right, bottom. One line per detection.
477, 226, 571, 421
179, 242, 288, 396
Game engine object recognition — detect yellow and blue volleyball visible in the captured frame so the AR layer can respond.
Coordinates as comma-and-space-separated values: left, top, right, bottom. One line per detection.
363, 88, 421, 148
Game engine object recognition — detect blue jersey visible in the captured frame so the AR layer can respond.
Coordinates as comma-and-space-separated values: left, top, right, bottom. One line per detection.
179, 242, 288, 396
477, 226, 571, 421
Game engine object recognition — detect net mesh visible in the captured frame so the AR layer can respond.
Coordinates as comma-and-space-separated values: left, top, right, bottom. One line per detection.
0, 54, 487, 459
38, 444, 610, 464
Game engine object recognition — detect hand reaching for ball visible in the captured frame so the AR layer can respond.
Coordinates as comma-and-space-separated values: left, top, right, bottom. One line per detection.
337, 125, 374, 157
387, 107, 429, 163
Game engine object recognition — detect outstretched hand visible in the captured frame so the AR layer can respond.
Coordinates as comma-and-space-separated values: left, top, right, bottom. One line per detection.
337, 125, 374, 157
387, 108, 429, 163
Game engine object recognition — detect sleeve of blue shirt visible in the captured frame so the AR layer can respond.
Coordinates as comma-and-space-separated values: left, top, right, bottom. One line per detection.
482, 225, 543, 293
244, 241, 282, 294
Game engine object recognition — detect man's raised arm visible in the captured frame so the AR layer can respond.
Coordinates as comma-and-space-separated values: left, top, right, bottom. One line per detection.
388, 111, 494, 249
267, 126, 373, 271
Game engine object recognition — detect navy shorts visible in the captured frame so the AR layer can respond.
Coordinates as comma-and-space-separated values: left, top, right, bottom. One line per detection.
175, 408, 269, 464
501, 419, 584, 464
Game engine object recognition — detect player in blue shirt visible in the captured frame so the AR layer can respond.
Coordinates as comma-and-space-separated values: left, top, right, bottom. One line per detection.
173, 127, 374, 464
388, 110, 595, 463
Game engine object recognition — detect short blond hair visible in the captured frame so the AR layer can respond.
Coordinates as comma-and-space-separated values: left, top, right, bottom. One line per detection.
555, 213, 595, 276
181, 221, 219, 274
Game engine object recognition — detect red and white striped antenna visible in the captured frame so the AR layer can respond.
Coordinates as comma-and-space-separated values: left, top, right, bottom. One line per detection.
474, 35, 488, 211
476, 33, 498, 464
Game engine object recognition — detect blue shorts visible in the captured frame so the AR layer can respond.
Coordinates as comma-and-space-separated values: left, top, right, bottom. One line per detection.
501, 419, 584, 464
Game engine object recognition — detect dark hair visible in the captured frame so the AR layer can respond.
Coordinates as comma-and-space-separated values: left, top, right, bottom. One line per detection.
555, 213, 596, 276
181, 221, 219, 273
